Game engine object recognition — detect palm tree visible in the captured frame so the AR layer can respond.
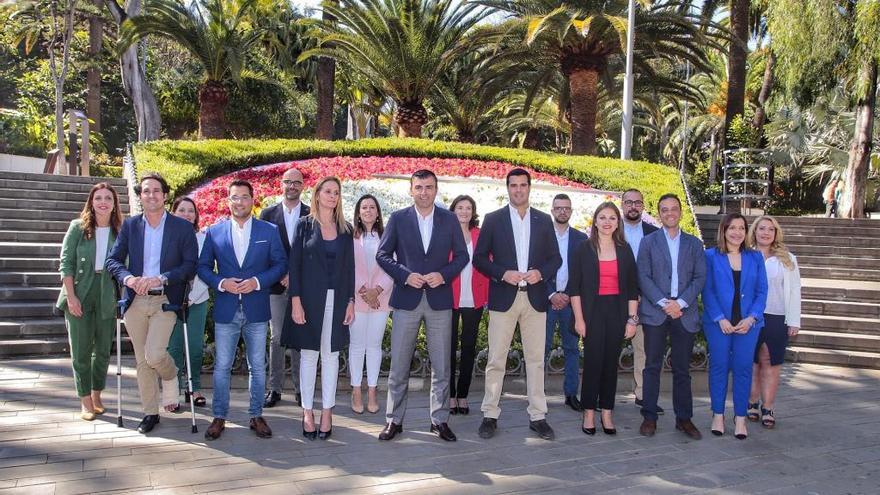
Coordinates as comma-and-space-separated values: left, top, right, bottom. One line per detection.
301, 0, 488, 138
119, 0, 264, 138
480, 0, 721, 155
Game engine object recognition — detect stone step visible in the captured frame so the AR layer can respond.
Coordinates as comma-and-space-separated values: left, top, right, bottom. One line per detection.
791, 330, 880, 353
0, 170, 128, 186
0, 285, 60, 301
0, 208, 84, 221
0, 187, 128, 203
802, 285, 880, 304
0, 271, 61, 285
799, 265, 880, 282
0, 230, 65, 243
797, 255, 880, 269
0, 242, 61, 258
800, 314, 880, 335
698, 219, 880, 238
786, 346, 880, 368
802, 299, 880, 319
0, 318, 66, 337
0, 338, 70, 358
0, 179, 128, 195
0, 257, 60, 271
0, 301, 57, 318
0, 197, 130, 213
697, 214, 880, 230
0, 218, 70, 232
785, 235, 880, 248
790, 244, 880, 259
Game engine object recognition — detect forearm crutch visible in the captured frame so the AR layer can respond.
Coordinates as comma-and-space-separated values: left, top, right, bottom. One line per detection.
180, 283, 198, 434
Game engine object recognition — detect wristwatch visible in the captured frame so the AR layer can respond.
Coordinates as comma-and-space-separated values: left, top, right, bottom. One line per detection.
627, 314, 639, 324
159, 274, 168, 286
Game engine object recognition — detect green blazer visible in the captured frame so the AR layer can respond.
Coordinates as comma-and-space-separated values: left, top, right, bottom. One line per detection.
56, 219, 118, 320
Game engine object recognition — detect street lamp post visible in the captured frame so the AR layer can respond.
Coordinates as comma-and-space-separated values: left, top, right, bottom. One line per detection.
620, 0, 636, 160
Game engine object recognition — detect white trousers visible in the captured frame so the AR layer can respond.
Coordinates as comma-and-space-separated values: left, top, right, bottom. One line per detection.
348, 310, 389, 387
300, 290, 339, 410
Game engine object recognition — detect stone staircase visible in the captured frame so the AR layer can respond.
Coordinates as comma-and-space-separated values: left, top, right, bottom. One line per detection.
0, 171, 130, 358
698, 214, 880, 369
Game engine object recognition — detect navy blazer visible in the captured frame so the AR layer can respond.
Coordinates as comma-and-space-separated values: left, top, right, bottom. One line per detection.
376, 206, 469, 311
105, 213, 198, 312
546, 226, 588, 297
282, 217, 355, 352
197, 217, 287, 324
702, 247, 768, 331
641, 220, 659, 237
473, 206, 562, 312
259, 201, 310, 294
636, 228, 706, 332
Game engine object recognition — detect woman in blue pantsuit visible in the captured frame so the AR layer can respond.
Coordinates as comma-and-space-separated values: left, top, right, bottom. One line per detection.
702, 213, 767, 440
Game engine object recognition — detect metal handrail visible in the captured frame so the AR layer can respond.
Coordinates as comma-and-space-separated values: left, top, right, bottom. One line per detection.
123, 144, 141, 215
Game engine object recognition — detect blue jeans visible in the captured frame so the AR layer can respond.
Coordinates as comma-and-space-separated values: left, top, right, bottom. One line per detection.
212, 308, 268, 419
545, 305, 579, 397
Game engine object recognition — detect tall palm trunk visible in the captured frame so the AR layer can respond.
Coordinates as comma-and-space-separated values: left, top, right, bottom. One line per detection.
198, 80, 228, 139
568, 68, 599, 155
394, 102, 427, 138
839, 61, 877, 219
86, 0, 102, 132
315, 0, 337, 140
752, 49, 775, 141
725, 0, 749, 137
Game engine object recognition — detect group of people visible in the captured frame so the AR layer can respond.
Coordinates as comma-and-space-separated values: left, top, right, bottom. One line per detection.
57, 166, 801, 444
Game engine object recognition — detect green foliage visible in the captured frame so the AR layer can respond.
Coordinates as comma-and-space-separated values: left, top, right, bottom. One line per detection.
686, 159, 722, 205
726, 112, 760, 149
133, 137, 697, 233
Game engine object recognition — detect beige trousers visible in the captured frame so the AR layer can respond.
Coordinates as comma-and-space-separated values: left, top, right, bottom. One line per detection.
124, 295, 178, 415
481, 292, 548, 421
632, 324, 646, 400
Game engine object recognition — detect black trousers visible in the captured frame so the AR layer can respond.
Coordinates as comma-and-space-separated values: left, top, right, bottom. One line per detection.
580, 295, 626, 411
450, 307, 483, 399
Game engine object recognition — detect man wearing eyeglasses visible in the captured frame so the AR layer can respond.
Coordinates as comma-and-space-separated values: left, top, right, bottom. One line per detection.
620, 189, 662, 414
545, 194, 588, 412
260, 168, 311, 409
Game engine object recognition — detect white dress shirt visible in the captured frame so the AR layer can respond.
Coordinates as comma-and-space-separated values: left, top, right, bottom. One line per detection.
143, 212, 167, 290
282, 201, 301, 245
94, 226, 111, 271
219, 217, 259, 292
459, 241, 475, 308
554, 226, 569, 292
508, 204, 531, 275
416, 206, 434, 253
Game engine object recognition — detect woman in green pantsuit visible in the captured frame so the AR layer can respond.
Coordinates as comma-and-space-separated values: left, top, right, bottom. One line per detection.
57, 182, 124, 421
166, 197, 210, 410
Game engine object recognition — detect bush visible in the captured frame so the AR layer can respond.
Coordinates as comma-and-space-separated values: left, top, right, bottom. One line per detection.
133, 137, 698, 234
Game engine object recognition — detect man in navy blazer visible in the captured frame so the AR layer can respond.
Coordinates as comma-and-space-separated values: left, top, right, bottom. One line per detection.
473, 168, 562, 441
620, 188, 662, 414
197, 180, 286, 441
258, 167, 311, 409
376, 169, 468, 442
106, 173, 198, 434
636, 193, 706, 440
544, 193, 588, 412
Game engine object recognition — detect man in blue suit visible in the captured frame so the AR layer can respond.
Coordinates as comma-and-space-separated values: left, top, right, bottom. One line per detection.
106, 173, 198, 434
376, 169, 469, 442
474, 168, 562, 441
544, 193, 588, 412
197, 180, 287, 441
636, 193, 706, 439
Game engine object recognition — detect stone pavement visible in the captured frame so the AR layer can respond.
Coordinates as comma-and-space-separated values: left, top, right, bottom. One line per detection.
1, 358, 879, 495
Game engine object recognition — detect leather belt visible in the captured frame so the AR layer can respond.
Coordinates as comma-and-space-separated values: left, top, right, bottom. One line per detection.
147, 288, 165, 296
517, 286, 528, 292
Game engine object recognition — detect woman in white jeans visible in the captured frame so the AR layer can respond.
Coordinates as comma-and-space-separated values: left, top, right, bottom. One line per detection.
349, 194, 393, 414
284, 177, 355, 440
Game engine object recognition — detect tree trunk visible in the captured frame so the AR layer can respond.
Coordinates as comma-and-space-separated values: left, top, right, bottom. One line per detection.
315, 1, 337, 140
752, 49, 775, 141
104, 0, 161, 141
725, 0, 750, 136
839, 61, 877, 219
522, 128, 539, 149
394, 102, 427, 138
568, 68, 599, 155
198, 80, 229, 139
86, 0, 102, 132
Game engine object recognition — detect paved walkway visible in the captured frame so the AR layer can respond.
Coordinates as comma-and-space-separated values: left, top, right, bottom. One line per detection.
1, 358, 879, 495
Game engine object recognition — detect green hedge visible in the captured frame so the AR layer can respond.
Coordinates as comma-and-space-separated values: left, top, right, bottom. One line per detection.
133, 138, 696, 234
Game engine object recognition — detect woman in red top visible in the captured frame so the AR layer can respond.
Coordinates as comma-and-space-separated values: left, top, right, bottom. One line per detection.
569, 202, 639, 435
448, 195, 489, 415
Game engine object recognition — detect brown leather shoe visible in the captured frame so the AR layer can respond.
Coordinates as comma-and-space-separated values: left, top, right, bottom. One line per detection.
204, 418, 225, 441
675, 418, 702, 440
639, 418, 657, 437
250, 416, 272, 438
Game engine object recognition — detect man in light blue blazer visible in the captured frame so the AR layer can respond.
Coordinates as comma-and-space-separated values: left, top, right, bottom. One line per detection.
636, 193, 706, 440
197, 180, 287, 441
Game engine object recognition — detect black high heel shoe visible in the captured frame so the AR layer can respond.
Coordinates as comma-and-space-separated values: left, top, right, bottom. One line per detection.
600, 416, 616, 435
581, 414, 596, 435
318, 428, 332, 440
711, 414, 724, 436
302, 413, 317, 441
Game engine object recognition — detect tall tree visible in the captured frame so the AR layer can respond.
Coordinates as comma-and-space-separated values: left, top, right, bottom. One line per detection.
724, 0, 749, 137
119, 0, 264, 138
104, 0, 161, 141
86, 0, 102, 132
315, 0, 335, 140
303, 0, 487, 138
